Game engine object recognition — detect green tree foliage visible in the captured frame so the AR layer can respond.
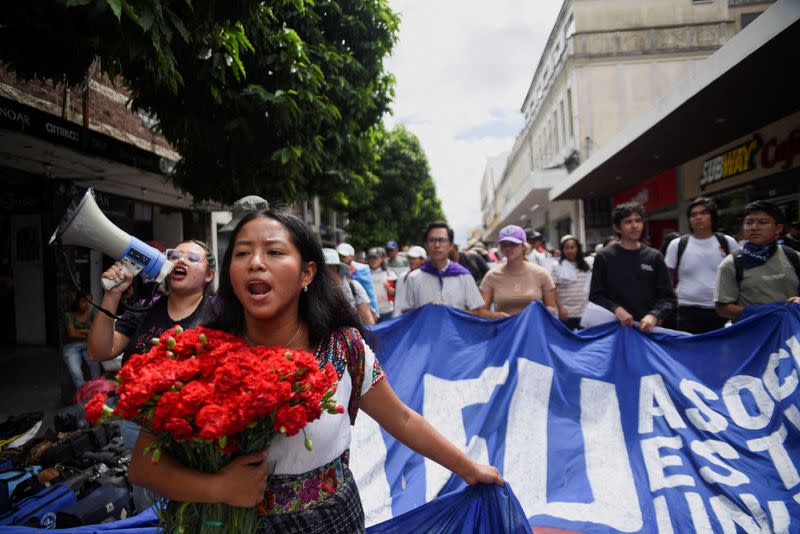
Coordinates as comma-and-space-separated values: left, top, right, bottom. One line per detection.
0, 0, 399, 205
346, 125, 445, 251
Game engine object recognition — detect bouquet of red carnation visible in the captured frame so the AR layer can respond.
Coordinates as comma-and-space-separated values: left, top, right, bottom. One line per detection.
85, 325, 343, 534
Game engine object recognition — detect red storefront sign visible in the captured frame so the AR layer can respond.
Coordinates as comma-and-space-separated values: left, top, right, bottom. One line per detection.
613, 169, 677, 212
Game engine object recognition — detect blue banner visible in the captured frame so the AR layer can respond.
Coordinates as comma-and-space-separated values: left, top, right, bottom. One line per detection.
351, 302, 800, 533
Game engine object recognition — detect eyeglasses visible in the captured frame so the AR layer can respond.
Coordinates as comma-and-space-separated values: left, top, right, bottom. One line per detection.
166, 249, 205, 264
426, 238, 450, 246
743, 219, 775, 228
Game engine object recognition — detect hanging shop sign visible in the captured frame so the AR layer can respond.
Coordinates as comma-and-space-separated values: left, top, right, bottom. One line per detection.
0, 96, 174, 175
699, 134, 762, 190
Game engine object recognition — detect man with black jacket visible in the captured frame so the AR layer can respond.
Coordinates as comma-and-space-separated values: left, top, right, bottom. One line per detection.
590, 202, 676, 333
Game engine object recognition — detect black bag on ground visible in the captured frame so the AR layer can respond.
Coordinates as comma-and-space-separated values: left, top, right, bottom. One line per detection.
54, 403, 89, 433
55, 476, 133, 528
39, 424, 119, 469
0, 413, 43, 440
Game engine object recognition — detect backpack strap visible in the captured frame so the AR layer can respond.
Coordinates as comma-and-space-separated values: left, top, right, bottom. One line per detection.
674, 235, 690, 285
732, 249, 745, 287
714, 232, 730, 255
781, 245, 800, 295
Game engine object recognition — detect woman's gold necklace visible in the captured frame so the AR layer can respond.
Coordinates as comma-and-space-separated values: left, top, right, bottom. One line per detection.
244, 324, 302, 348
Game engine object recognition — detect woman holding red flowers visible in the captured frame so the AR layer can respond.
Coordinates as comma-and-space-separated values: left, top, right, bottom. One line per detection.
88, 239, 216, 512
128, 209, 503, 532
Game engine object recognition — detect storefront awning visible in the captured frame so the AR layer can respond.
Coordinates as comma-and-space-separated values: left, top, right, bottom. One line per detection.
550, 0, 800, 201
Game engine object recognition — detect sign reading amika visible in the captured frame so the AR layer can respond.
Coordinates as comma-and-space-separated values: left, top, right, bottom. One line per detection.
700, 134, 762, 189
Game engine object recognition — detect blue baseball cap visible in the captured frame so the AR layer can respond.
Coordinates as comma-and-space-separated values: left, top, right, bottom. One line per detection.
385, 240, 399, 251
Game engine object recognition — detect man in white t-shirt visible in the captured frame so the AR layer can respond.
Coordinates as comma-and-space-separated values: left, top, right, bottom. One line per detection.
665, 197, 738, 333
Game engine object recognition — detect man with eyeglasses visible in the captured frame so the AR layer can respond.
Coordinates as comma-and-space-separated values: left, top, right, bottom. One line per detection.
398, 221, 500, 317
715, 200, 800, 321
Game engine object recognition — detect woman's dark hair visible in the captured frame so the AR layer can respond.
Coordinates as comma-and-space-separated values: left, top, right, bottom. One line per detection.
687, 197, 719, 232
611, 202, 646, 227
206, 209, 365, 347
559, 237, 590, 272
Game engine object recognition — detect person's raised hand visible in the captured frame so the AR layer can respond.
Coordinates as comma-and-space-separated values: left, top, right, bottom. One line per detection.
213, 450, 269, 508
100, 262, 134, 294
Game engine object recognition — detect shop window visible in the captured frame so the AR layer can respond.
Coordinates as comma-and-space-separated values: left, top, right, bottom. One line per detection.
555, 218, 572, 242
741, 12, 760, 29
553, 111, 559, 153
564, 14, 575, 40
566, 88, 574, 138
584, 197, 612, 228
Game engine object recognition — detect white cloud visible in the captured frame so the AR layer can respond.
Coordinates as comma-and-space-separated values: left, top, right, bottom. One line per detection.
384, 0, 563, 246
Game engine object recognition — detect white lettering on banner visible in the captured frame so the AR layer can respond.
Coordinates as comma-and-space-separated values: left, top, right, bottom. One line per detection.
722, 376, 774, 430
422, 363, 508, 502
506, 360, 642, 531
763, 349, 798, 402
689, 439, 749, 487
349, 412, 393, 526
638, 374, 687, 434
784, 405, 800, 431
787, 336, 800, 368
684, 492, 714, 534
680, 379, 728, 433
653, 495, 675, 534
710, 494, 788, 534
641, 435, 696, 491
746, 425, 800, 490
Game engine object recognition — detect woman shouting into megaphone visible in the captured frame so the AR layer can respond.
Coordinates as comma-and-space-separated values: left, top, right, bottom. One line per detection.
87, 239, 216, 511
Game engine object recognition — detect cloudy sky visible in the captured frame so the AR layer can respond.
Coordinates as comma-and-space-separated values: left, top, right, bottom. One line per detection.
384, 0, 563, 246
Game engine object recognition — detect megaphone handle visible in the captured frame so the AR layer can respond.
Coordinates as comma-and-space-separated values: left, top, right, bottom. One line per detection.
101, 259, 143, 291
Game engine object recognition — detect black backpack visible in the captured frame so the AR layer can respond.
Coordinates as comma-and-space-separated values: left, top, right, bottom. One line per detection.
731, 245, 800, 294
674, 233, 730, 285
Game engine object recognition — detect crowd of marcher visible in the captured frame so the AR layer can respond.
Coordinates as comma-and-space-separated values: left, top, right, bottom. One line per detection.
334, 198, 799, 337
55, 195, 798, 530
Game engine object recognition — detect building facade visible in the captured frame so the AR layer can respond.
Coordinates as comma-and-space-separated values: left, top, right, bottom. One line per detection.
482, 0, 774, 250
548, 0, 795, 250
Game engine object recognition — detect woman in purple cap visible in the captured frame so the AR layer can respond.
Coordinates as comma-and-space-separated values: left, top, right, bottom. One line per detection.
477, 225, 557, 317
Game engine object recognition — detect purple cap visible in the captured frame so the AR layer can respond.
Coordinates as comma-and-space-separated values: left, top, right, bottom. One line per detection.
497, 225, 526, 245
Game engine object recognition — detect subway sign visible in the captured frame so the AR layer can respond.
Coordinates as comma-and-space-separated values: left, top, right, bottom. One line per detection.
699, 134, 762, 189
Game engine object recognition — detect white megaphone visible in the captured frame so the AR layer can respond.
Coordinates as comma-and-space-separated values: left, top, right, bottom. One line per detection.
49, 188, 173, 291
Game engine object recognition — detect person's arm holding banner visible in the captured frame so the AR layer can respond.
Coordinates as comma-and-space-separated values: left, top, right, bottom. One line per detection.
640, 256, 676, 333
589, 253, 633, 327
360, 379, 504, 487
714, 256, 743, 321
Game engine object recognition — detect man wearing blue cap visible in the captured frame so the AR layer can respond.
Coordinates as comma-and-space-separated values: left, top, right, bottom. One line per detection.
386, 240, 409, 269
